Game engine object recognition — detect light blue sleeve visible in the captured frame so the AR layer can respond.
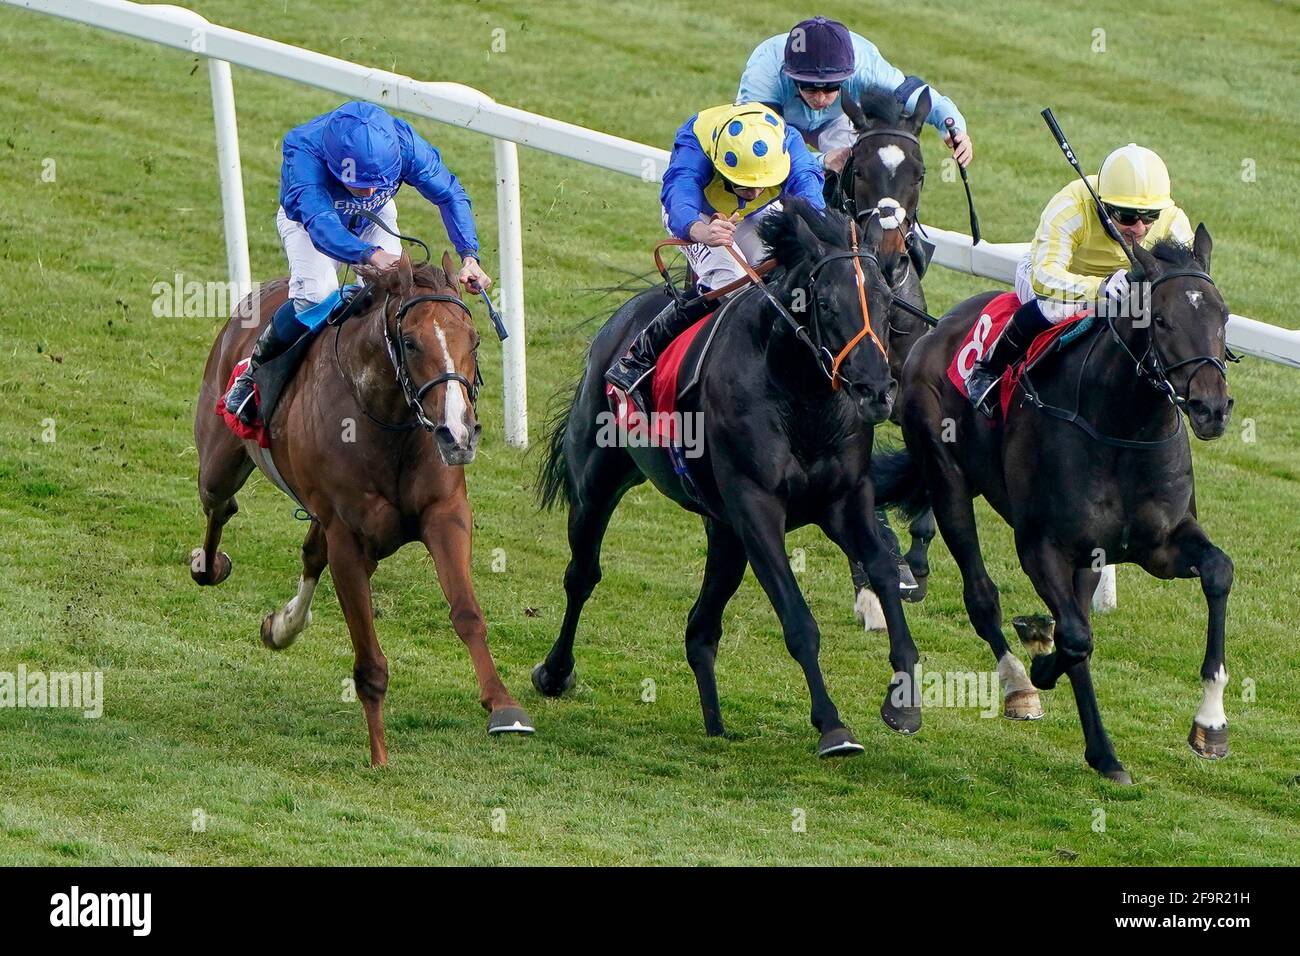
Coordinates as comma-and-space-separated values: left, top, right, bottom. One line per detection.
849, 33, 967, 135
736, 35, 789, 108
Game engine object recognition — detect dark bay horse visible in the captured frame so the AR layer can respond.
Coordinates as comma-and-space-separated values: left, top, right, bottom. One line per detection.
534, 202, 923, 757
192, 252, 532, 765
875, 229, 1234, 782
830, 89, 940, 615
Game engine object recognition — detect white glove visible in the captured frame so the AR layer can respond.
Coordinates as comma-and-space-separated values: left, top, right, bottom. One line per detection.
1102, 269, 1130, 301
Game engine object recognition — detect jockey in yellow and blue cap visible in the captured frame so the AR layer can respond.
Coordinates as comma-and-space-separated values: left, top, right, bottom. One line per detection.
965, 143, 1195, 416
738, 16, 972, 174
223, 101, 492, 425
605, 102, 825, 396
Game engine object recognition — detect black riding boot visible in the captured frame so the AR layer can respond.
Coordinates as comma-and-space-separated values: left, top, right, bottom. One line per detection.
605, 295, 713, 397
224, 301, 299, 425
966, 298, 1053, 417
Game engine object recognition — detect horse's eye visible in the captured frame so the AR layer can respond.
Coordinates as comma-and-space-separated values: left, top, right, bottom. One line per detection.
402, 337, 418, 351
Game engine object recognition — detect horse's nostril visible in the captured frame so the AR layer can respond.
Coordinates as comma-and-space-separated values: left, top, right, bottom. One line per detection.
434, 425, 456, 445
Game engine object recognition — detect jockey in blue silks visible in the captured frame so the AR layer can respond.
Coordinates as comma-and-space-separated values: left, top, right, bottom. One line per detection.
224, 101, 492, 424
738, 16, 973, 175
604, 103, 825, 398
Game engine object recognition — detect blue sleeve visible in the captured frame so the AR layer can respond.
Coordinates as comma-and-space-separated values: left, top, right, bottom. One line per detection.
850, 33, 967, 135
398, 120, 480, 259
780, 126, 826, 210
280, 147, 376, 263
660, 124, 715, 241
737, 36, 787, 110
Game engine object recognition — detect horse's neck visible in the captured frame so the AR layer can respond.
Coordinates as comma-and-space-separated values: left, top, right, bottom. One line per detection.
338, 304, 409, 424
1061, 319, 1180, 442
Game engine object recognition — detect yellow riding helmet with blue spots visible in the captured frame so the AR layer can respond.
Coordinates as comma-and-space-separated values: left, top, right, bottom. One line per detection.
696, 103, 791, 189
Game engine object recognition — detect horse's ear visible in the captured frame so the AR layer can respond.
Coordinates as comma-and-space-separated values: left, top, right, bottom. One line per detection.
1192, 223, 1213, 273
842, 93, 868, 133
397, 250, 413, 296
1129, 239, 1157, 280
793, 210, 826, 262
441, 251, 458, 289
907, 87, 932, 135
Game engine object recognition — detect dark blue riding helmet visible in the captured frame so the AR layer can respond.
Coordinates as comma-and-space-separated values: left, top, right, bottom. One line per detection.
321, 101, 403, 190
782, 17, 855, 84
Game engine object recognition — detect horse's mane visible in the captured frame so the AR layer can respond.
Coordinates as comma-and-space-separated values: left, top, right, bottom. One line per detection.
1148, 237, 1200, 268
758, 200, 851, 273
364, 259, 458, 294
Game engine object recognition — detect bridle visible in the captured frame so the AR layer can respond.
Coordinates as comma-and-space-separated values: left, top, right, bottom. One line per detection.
1107, 267, 1237, 410
834, 127, 941, 333
722, 219, 889, 390
334, 287, 482, 433
1016, 267, 1237, 448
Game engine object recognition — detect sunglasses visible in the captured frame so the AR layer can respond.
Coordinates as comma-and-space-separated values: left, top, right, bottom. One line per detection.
1105, 205, 1161, 226
796, 82, 842, 94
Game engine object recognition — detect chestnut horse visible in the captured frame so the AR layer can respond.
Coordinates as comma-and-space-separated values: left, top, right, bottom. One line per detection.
191, 252, 532, 765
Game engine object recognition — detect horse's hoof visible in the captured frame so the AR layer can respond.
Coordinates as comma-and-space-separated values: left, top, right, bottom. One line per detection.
488, 705, 535, 735
881, 684, 922, 735
902, 573, 928, 603
1101, 767, 1134, 786
1012, 614, 1055, 657
531, 662, 575, 698
818, 727, 865, 758
1188, 721, 1229, 759
191, 551, 232, 586
260, 607, 309, 651
1003, 689, 1045, 720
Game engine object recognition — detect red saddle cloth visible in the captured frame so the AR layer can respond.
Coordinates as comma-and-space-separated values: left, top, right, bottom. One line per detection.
605, 313, 712, 444
215, 358, 270, 448
946, 292, 1091, 420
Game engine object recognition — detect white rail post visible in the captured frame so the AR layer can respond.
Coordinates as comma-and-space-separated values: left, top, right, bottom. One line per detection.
493, 137, 528, 448
1093, 564, 1118, 612
207, 57, 251, 300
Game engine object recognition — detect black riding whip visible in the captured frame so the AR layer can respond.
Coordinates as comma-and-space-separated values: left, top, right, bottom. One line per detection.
945, 117, 981, 244
1039, 108, 1140, 273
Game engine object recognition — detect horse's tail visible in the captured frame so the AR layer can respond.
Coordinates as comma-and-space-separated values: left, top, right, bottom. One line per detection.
871, 444, 930, 521
537, 377, 581, 511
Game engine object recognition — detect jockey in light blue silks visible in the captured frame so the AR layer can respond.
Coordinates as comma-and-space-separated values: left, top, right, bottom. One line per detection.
224, 101, 492, 424
738, 16, 973, 175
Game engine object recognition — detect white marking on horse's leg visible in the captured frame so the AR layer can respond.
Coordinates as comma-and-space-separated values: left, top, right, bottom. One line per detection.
1194, 664, 1229, 730
265, 575, 317, 649
877, 145, 905, 176
855, 587, 887, 631
997, 652, 1034, 696
433, 324, 470, 444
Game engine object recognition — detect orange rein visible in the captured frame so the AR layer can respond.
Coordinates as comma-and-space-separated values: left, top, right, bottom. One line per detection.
654, 217, 886, 391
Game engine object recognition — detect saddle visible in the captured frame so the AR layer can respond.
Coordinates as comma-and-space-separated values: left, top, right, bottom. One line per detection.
947, 292, 1095, 421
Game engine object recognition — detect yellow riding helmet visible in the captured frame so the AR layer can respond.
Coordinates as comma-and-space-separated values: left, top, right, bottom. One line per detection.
1097, 143, 1174, 210
704, 103, 791, 189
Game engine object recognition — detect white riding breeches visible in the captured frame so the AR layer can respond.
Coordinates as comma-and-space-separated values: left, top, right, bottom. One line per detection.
276, 202, 403, 311
1015, 251, 1089, 323
666, 203, 779, 293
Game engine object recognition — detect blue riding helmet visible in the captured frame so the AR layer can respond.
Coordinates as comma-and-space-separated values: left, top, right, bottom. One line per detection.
782, 16, 856, 84
320, 102, 403, 190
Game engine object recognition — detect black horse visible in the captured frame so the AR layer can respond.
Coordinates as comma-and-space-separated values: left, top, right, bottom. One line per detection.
534, 202, 922, 756
875, 228, 1234, 782
828, 89, 940, 615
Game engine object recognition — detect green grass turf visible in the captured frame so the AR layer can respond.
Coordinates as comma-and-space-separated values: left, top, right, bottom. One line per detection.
0, 0, 1297, 864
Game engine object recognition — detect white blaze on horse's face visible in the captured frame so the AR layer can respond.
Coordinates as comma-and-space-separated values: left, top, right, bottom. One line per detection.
432, 322, 472, 446
877, 145, 905, 177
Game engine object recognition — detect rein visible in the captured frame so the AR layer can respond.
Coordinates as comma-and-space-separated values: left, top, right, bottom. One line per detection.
1014, 267, 1236, 448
